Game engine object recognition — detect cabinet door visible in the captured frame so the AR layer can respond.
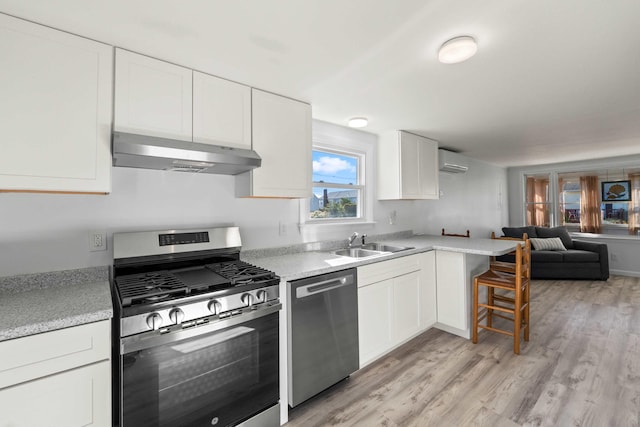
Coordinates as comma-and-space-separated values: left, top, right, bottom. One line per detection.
358, 280, 393, 367
419, 251, 437, 329
0, 14, 112, 193
393, 271, 421, 344
418, 136, 439, 199
436, 251, 468, 330
400, 132, 421, 198
239, 89, 311, 198
114, 48, 192, 141
193, 71, 251, 149
0, 360, 111, 427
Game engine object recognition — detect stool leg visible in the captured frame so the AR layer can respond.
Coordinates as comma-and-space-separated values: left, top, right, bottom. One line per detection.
472, 278, 479, 344
524, 282, 530, 341
514, 283, 522, 354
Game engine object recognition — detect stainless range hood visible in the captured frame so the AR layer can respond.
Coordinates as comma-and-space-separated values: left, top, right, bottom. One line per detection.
112, 132, 261, 175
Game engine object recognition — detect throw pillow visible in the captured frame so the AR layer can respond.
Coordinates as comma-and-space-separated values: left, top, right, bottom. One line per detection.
502, 226, 538, 239
535, 226, 574, 249
530, 237, 567, 251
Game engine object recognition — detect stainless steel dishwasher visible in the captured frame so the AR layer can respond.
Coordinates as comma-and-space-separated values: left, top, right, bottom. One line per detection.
287, 268, 359, 407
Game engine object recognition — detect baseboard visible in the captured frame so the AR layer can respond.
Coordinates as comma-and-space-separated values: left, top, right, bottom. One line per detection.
434, 322, 470, 339
610, 269, 640, 278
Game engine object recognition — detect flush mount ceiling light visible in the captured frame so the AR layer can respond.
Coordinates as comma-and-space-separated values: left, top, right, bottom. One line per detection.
438, 36, 478, 64
348, 117, 368, 128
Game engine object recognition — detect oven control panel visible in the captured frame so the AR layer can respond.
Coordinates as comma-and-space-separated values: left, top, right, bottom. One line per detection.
159, 231, 210, 246
121, 285, 280, 337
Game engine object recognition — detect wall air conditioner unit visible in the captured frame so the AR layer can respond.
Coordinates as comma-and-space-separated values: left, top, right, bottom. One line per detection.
438, 149, 469, 173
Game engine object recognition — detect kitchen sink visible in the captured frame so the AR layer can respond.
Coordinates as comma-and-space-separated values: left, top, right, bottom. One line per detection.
331, 248, 387, 258
360, 243, 415, 253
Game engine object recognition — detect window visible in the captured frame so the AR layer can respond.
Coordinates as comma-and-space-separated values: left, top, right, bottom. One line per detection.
309, 148, 364, 220
525, 174, 551, 227
559, 178, 581, 224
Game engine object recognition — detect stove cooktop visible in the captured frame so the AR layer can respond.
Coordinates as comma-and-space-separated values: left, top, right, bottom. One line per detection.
115, 260, 277, 307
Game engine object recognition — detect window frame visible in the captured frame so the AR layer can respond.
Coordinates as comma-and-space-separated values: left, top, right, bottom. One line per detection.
299, 132, 374, 227
518, 165, 638, 235
310, 146, 364, 221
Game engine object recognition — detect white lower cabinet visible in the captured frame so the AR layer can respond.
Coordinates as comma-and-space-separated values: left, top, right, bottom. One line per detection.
0, 361, 110, 427
0, 320, 111, 427
358, 278, 394, 366
418, 250, 437, 330
435, 250, 488, 338
357, 253, 436, 367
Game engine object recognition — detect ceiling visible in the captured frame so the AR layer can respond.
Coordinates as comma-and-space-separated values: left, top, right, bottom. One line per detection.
2, 0, 640, 167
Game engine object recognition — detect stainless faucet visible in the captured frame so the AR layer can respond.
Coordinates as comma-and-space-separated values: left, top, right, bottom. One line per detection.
347, 232, 359, 247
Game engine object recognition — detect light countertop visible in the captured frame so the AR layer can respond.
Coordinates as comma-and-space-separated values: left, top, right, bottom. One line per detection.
0, 267, 112, 342
243, 234, 518, 281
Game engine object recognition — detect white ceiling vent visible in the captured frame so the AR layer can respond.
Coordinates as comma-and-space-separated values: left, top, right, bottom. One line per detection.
439, 149, 469, 173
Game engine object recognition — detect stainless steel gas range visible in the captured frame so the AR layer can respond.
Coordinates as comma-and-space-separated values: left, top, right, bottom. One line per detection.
111, 227, 281, 427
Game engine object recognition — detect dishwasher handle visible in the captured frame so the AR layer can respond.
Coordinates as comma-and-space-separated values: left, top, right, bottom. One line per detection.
295, 274, 355, 299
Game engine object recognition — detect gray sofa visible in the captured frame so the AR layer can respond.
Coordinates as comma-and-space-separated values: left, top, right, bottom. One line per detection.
497, 226, 609, 281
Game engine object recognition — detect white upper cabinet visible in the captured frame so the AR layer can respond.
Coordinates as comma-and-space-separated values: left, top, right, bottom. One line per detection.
114, 48, 193, 141
236, 89, 311, 198
115, 50, 253, 151
377, 130, 439, 200
193, 71, 251, 149
0, 14, 112, 193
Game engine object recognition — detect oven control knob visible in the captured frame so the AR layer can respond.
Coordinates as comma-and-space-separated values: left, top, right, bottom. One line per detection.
169, 308, 185, 324
208, 300, 222, 314
146, 313, 163, 330
257, 290, 268, 303
241, 293, 254, 307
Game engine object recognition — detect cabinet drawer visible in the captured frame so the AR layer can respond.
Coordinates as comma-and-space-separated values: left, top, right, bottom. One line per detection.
357, 254, 420, 287
0, 320, 110, 389
0, 360, 111, 427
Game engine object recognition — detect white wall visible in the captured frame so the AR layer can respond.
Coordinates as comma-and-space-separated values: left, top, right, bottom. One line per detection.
0, 122, 509, 278
415, 158, 509, 239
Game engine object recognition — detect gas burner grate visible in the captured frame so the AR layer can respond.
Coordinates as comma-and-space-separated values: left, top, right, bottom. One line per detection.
116, 271, 188, 306
206, 261, 276, 286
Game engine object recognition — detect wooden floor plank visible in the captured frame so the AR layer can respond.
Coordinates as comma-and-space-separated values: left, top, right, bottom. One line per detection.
286, 275, 640, 427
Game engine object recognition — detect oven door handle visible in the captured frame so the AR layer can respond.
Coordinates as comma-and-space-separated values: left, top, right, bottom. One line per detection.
121, 302, 282, 354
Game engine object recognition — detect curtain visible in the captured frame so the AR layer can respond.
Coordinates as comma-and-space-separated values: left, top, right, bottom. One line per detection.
629, 173, 640, 235
558, 176, 564, 223
579, 176, 601, 233
526, 176, 549, 226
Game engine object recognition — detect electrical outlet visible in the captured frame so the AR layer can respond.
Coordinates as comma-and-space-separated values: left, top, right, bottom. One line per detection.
89, 231, 107, 252
610, 253, 618, 261
279, 221, 287, 236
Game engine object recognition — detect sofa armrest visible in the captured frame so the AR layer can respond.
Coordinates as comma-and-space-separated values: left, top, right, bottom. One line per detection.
573, 239, 605, 253
573, 239, 609, 280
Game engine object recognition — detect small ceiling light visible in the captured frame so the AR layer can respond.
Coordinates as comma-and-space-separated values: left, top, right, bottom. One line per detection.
438, 36, 478, 64
348, 117, 368, 128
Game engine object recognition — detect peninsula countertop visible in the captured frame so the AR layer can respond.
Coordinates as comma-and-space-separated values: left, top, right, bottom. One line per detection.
242, 234, 518, 281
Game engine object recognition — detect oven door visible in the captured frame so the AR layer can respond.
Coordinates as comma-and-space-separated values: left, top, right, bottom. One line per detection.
118, 304, 280, 427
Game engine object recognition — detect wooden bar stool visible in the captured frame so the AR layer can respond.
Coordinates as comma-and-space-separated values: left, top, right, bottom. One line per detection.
442, 228, 470, 238
489, 231, 528, 274
472, 238, 531, 354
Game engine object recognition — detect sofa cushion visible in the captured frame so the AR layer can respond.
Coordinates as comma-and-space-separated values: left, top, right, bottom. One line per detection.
530, 237, 567, 251
530, 251, 564, 262
502, 226, 537, 239
562, 250, 599, 263
535, 226, 574, 249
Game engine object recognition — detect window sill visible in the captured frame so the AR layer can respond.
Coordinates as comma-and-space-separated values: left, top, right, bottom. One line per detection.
570, 232, 640, 242
298, 220, 377, 230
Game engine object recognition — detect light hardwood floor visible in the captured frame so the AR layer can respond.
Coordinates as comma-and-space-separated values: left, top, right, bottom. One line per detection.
286, 275, 640, 427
